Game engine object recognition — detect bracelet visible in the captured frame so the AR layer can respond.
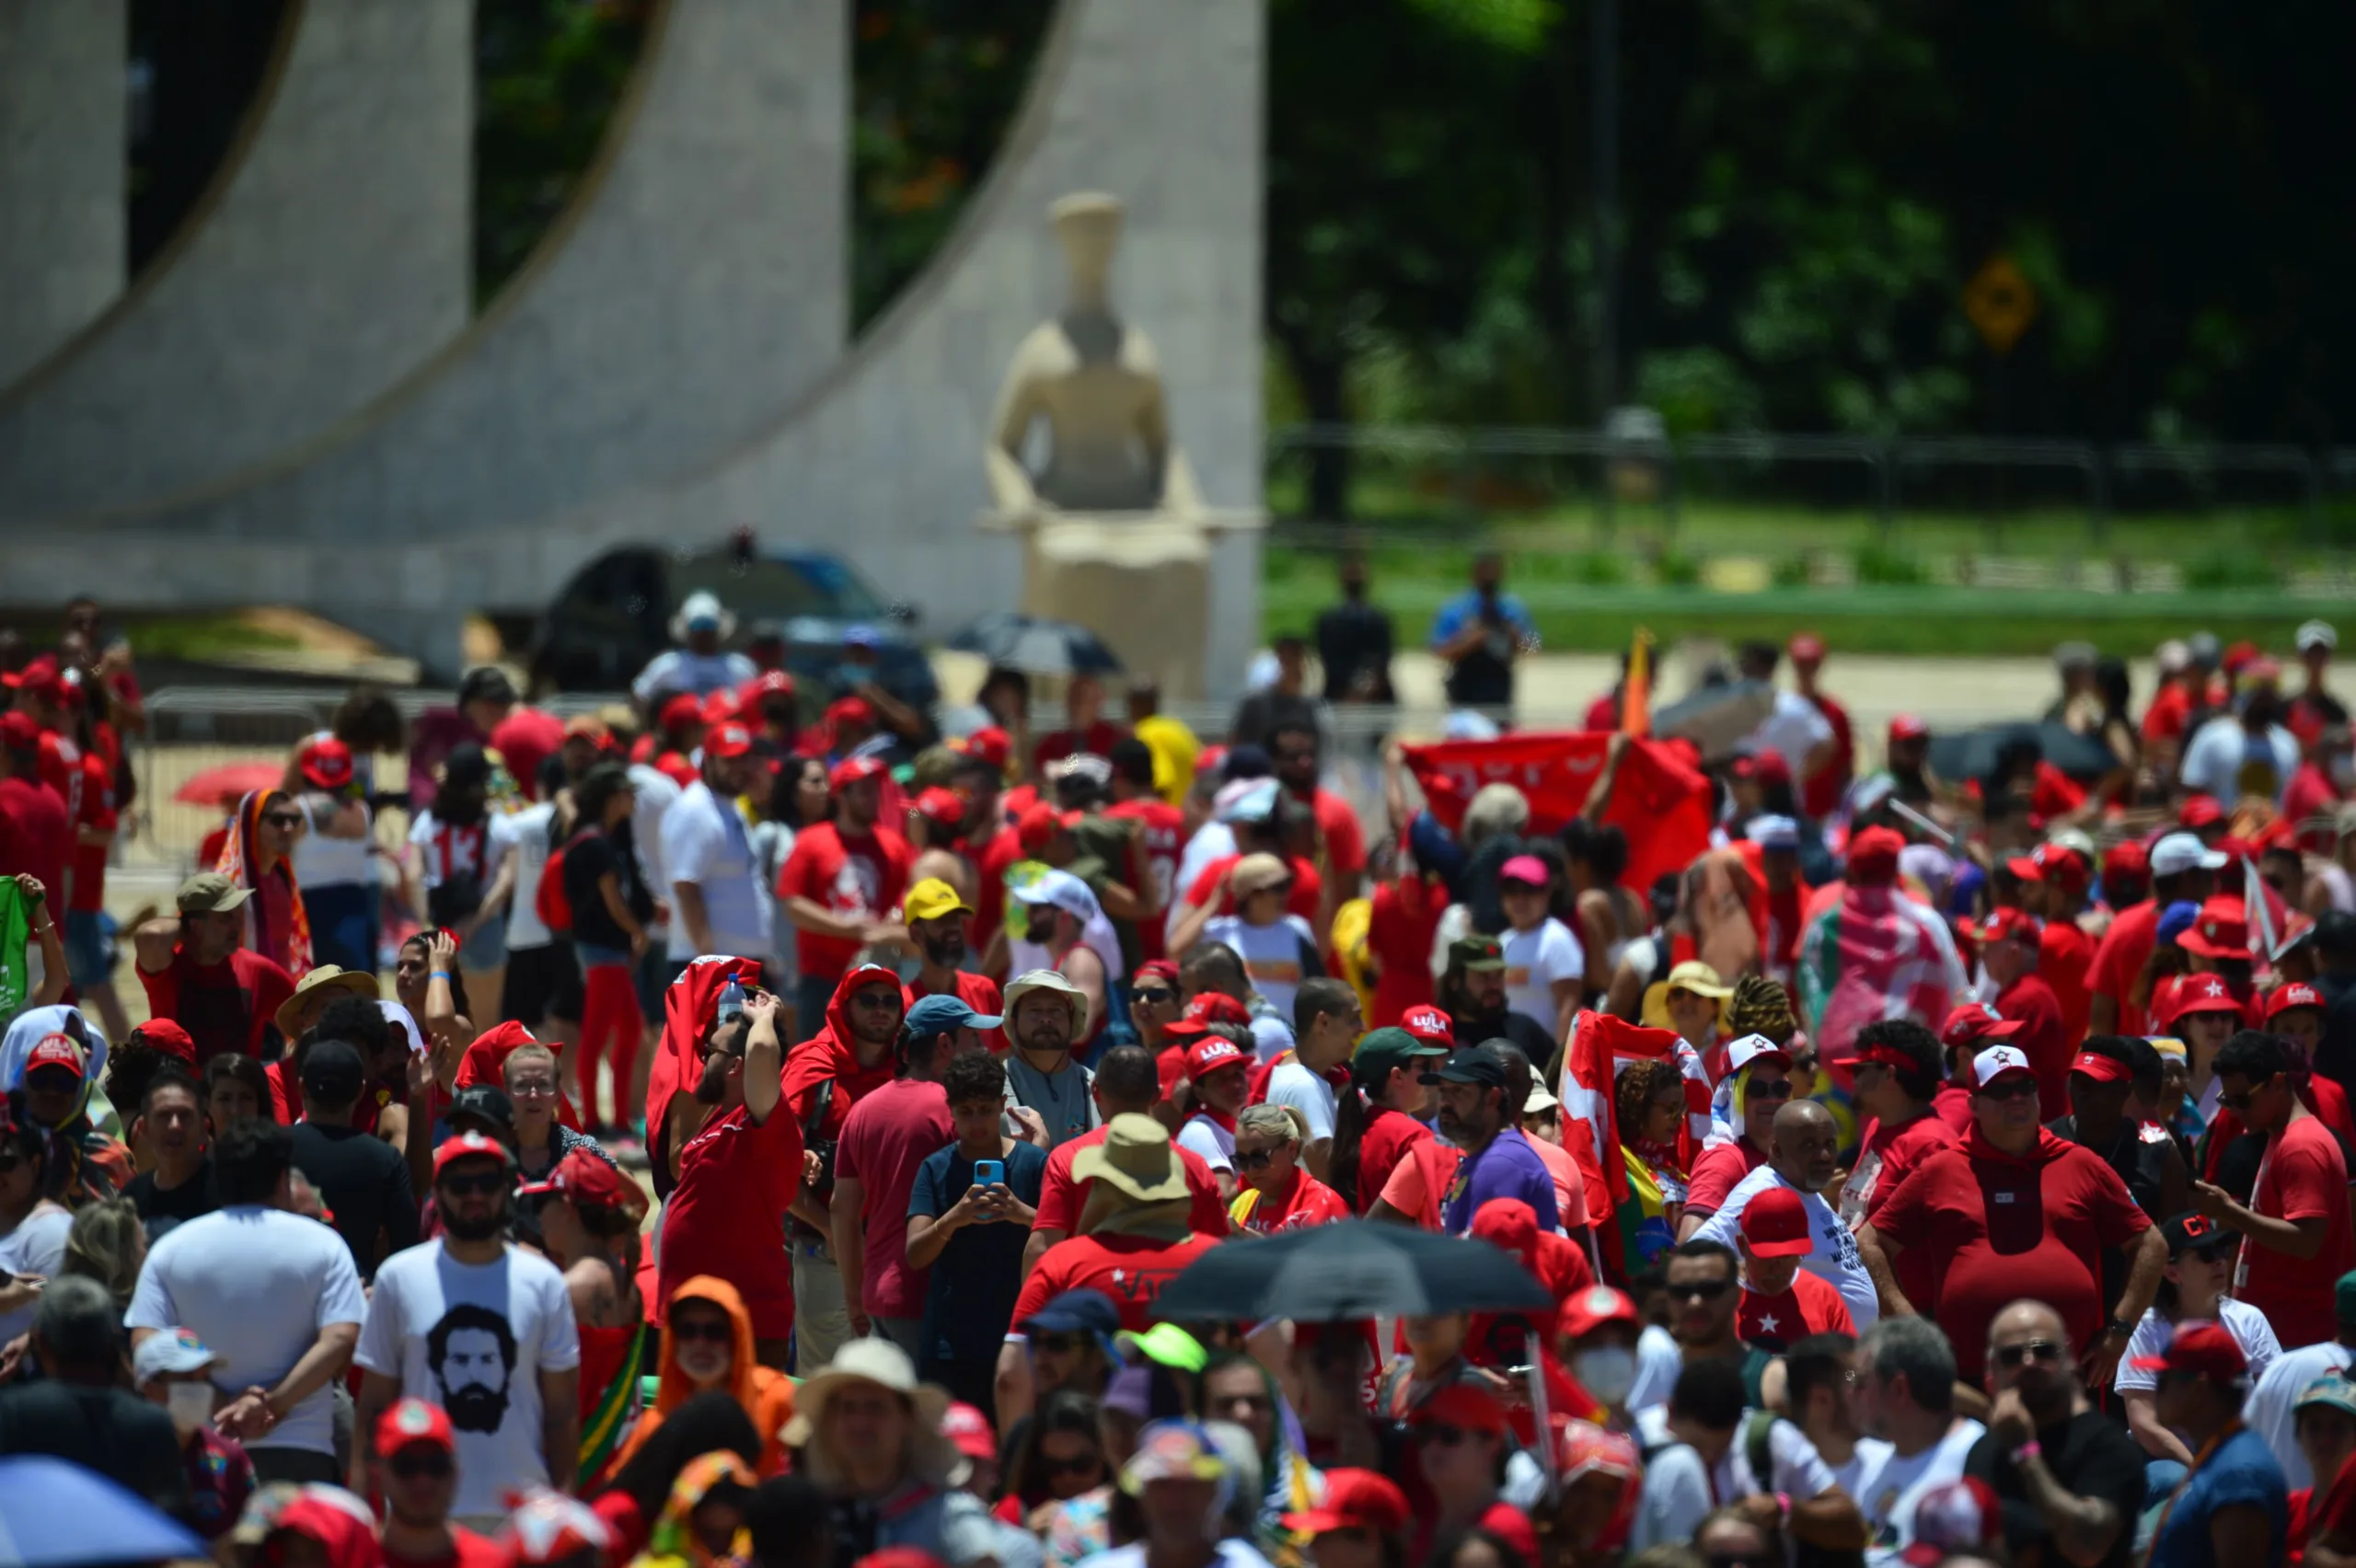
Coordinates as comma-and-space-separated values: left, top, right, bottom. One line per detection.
432, 970, 453, 982
2011, 1440, 2041, 1466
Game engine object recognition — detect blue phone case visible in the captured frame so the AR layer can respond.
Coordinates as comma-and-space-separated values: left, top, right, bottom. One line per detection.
973, 1159, 1004, 1187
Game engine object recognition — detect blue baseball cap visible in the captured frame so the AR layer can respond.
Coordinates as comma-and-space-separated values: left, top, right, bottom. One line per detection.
1022, 1288, 1121, 1337
843, 624, 884, 651
905, 992, 1002, 1037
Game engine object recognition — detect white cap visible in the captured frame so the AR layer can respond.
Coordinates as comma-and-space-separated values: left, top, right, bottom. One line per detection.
1725, 1033, 1791, 1077
2300, 620, 2339, 652
2156, 640, 2192, 674
132, 1328, 225, 1385
2150, 830, 2229, 879
1524, 1079, 1559, 1115
2047, 826, 2097, 861
1746, 815, 1800, 851
1972, 1044, 2036, 1087
1215, 778, 1281, 824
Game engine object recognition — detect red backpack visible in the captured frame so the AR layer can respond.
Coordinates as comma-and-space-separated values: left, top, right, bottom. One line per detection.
535, 824, 596, 934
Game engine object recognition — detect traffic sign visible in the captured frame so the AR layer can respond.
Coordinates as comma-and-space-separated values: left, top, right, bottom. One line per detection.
1962, 253, 2038, 357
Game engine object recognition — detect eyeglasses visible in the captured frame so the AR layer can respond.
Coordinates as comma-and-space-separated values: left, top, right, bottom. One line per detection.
507, 1080, 558, 1101
1992, 1340, 2065, 1369
1669, 1278, 1733, 1301
2184, 1242, 2239, 1265
1979, 1078, 2041, 1102
1030, 1332, 1085, 1356
1748, 1078, 1794, 1102
1234, 1147, 1276, 1171
670, 1317, 733, 1345
1412, 1423, 1471, 1447
439, 1170, 509, 1198
389, 1449, 454, 1481
1044, 1452, 1103, 1478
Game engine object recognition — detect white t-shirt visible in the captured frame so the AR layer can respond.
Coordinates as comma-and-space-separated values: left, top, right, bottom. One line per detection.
1178, 1113, 1237, 1173
1627, 1322, 1683, 1414
2246, 1340, 2355, 1489
503, 802, 559, 950
1694, 1164, 1879, 1330
1502, 917, 1584, 1031
631, 648, 756, 704
626, 764, 683, 931
662, 781, 775, 963
1632, 1405, 1837, 1547
293, 796, 375, 889
356, 1241, 581, 1520
1264, 1059, 1338, 1141
2180, 716, 2302, 804
0, 1204, 73, 1343
1854, 1418, 1985, 1566
1750, 688, 1836, 775
1200, 914, 1319, 1025
2116, 1300, 2281, 1394
1172, 823, 1238, 934
126, 1206, 366, 1457
409, 810, 518, 891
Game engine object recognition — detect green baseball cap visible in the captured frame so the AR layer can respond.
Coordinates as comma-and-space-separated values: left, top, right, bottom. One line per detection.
1448, 935, 1507, 972
2297, 1372, 2356, 1420
1352, 1026, 1449, 1086
176, 872, 252, 915
2336, 1270, 2356, 1330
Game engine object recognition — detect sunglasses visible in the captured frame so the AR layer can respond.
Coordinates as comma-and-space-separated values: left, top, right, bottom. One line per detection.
670, 1317, 733, 1345
2181, 1242, 2238, 1265
850, 992, 902, 1010
1044, 1452, 1103, 1478
1992, 1340, 2065, 1369
1131, 987, 1177, 1006
1030, 1332, 1085, 1355
1747, 1078, 1793, 1102
1669, 1278, 1733, 1301
1234, 1147, 1276, 1171
261, 813, 305, 830
1979, 1078, 2041, 1102
390, 1449, 454, 1480
439, 1170, 509, 1198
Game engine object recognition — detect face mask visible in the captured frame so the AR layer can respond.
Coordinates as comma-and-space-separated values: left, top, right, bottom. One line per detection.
1574, 1346, 1638, 1406
167, 1381, 214, 1437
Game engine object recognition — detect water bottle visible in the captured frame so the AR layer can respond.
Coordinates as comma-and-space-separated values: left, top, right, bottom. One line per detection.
717, 975, 745, 1026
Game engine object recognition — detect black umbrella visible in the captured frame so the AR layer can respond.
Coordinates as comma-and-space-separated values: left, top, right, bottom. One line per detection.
1926, 721, 2119, 784
946, 613, 1124, 677
1150, 1219, 1553, 1323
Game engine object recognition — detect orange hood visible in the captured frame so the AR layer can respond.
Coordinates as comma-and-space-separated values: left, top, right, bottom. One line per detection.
621, 1274, 795, 1474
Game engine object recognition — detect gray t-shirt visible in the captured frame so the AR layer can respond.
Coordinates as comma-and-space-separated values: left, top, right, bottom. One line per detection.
1003, 1055, 1100, 1149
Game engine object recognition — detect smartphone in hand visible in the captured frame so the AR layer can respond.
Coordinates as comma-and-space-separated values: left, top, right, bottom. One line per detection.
972, 1159, 1004, 1188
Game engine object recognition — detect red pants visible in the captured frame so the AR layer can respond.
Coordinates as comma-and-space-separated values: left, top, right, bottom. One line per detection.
577, 961, 642, 1127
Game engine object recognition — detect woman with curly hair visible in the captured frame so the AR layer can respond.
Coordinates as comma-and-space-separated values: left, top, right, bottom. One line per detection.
1613, 1058, 1691, 1274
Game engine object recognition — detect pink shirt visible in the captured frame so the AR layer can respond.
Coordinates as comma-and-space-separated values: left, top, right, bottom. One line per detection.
833, 1077, 953, 1319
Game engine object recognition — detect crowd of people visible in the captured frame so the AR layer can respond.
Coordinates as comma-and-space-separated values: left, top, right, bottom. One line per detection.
4, 575, 2356, 1568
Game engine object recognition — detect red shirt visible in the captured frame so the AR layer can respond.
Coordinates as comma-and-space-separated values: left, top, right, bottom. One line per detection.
1103, 798, 1185, 964
835, 1078, 954, 1319
658, 1100, 806, 1340
1687, 1136, 1768, 1216
0, 776, 67, 897
907, 970, 1005, 1055
2038, 918, 2098, 1050
1584, 693, 1620, 732
1008, 1231, 1222, 1332
776, 823, 914, 982
1366, 873, 1446, 1027
1738, 1267, 1855, 1349
2142, 683, 2195, 746
1241, 1170, 1352, 1234
35, 731, 81, 823
385, 1527, 507, 1568
2243, 1113, 2356, 1349
1033, 721, 1129, 776
1799, 691, 1855, 821
960, 825, 1024, 954
67, 750, 114, 913
2086, 898, 2161, 1035
2288, 763, 2345, 854
1932, 1083, 1973, 1134
1356, 1106, 1435, 1214
137, 947, 297, 1066
1839, 1112, 1958, 1308
1295, 787, 1367, 882
490, 708, 567, 801
1995, 973, 2071, 1121
1865, 1128, 2151, 1381
1032, 1123, 1230, 1238
1185, 853, 1323, 928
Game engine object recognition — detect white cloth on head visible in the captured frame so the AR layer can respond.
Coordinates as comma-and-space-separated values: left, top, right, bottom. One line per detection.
0, 1005, 107, 1092
381, 1001, 427, 1057
1693, 1163, 1879, 1329
1010, 870, 1125, 985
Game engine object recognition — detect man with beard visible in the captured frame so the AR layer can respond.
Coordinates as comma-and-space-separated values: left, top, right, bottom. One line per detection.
905, 879, 1003, 1050
1001, 969, 1101, 1149
354, 1132, 581, 1529
1426, 1041, 1557, 1235
1435, 936, 1554, 1066
1695, 1099, 1879, 1331
1962, 1300, 2143, 1568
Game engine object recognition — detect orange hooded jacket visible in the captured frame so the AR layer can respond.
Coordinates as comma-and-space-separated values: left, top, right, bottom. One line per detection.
615, 1274, 796, 1476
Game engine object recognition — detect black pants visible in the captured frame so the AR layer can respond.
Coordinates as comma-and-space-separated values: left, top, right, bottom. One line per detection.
249, 1446, 341, 1485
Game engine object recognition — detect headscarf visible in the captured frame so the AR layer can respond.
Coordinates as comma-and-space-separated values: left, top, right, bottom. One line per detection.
644, 1451, 757, 1568
216, 789, 313, 973
644, 956, 767, 1192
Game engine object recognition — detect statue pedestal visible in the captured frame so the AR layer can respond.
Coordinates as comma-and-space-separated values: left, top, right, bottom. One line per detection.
980, 508, 1263, 699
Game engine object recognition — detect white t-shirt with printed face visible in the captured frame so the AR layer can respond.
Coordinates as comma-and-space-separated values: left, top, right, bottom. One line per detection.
126, 1207, 367, 1457
356, 1240, 581, 1519
1854, 1418, 1985, 1566
661, 781, 775, 963
1264, 1059, 1338, 1141
1693, 1163, 1880, 1331
1502, 917, 1585, 1030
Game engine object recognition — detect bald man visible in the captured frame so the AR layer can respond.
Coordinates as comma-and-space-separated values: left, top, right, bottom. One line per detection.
1960, 1301, 2143, 1568
1694, 1101, 1878, 1329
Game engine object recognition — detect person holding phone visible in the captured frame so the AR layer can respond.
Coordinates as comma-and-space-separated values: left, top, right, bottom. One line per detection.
907, 1050, 1046, 1414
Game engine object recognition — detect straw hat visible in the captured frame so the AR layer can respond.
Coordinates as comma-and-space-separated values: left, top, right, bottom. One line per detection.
781, 1339, 962, 1484
1003, 968, 1090, 1034
275, 965, 383, 1038
1069, 1113, 1188, 1205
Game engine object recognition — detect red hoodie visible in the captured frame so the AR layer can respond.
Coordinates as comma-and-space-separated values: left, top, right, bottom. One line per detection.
646, 955, 768, 1197
780, 964, 911, 1144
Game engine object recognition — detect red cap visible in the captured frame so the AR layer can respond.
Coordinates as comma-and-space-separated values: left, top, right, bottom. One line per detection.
24, 1033, 83, 1078
854, 1551, 949, 1568
2223, 640, 2261, 676
433, 1130, 515, 1177
1184, 1036, 1249, 1082
939, 1401, 997, 1463
2177, 896, 2249, 960
1888, 714, 1931, 744
739, 669, 797, 709
1282, 1469, 1410, 1537
2104, 840, 2149, 879
829, 755, 885, 789
1399, 1005, 1454, 1047
912, 787, 965, 826
11, 657, 60, 704
2156, 973, 2244, 1029
2130, 1320, 2248, 1381
1787, 632, 1826, 664
699, 687, 743, 727
2179, 794, 2226, 831
1900, 1475, 2003, 1566
298, 737, 355, 791
1016, 801, 1076, 853
1854, 1036, 1923, 1073
1733, 751, 1793, 786
516, 1148, 648, 1223
1738, 1186, 1814, 1258
1972, 906, 2042, 947
1164, 992, 1253, 1039
2069, 1050, 2131, 1085
2269, 982, 2327, 1021
1940, 1003, 2022, 1052
1971, 1044, 2037, 1088
957, 726, 1011, 769
0, 711, 38, 751
1557, 1285, 1641, 1341
132, 1019, 196, 1065
375, 1397, 456, 1456
826, 696, 876, 730
658, 693, 703, 734
704, 722, 754, 760
1412, 1383, 1508, 1436
1156, 1046, 1189, 1102
1847, 826, 1906, 882
1133, 960, 1180, 988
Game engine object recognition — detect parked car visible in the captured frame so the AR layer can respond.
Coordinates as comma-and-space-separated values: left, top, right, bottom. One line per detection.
528, 541, 939, 712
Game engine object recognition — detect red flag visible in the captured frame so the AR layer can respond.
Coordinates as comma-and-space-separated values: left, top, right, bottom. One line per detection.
1400, 732, 1711, 894
1557, 1010, 1704, 1282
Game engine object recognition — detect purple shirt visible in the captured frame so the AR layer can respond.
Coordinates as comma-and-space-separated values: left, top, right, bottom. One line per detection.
1442, 1127, 1560, 1234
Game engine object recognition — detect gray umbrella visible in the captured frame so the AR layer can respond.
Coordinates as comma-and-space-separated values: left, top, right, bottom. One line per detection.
946, 613, 1124, 677
1150, 1219, 1552, 1323
1649, 678, 1777, 759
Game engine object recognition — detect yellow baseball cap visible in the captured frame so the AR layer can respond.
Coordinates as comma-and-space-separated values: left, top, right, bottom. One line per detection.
904, 878, 975, 925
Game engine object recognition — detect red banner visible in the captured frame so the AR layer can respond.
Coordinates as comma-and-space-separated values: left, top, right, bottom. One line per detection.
1400, 732, 1712, 894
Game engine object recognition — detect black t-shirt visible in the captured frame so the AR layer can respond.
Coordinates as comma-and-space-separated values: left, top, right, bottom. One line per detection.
1964, 1408, 2145, 1568
0, 1379, 188, 1513
1316, 601, 1396, 703
290, 1122, 417, 1280
121, 1158, 223, 1239
562, 829, 644, 953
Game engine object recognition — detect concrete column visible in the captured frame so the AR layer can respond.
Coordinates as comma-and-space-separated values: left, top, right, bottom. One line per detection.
0, 0, 126, 388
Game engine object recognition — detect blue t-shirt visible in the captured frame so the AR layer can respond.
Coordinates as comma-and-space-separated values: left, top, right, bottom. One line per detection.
908, 1138, 1049, 1366
1441, 1127, 1559, 1234
2149, 1426, 2287, 1568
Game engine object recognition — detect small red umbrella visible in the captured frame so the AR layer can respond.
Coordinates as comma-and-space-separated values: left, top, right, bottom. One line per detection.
172, 761, 283, 805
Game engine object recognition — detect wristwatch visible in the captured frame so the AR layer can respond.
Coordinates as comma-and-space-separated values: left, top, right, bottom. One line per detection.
2103, 1320, 2133, 1343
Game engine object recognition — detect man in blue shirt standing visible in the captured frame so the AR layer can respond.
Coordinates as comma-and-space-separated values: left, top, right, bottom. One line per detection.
1428, 553, 1537, 710
2143, 1321, 2289, 1568
1429, 1043, 1558, 1234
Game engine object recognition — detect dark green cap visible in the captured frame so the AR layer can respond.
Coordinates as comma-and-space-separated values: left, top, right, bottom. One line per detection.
1448, 934, 1507, 972
2338, 1270, 2356, 1331
1352, 1026, 1449, 1086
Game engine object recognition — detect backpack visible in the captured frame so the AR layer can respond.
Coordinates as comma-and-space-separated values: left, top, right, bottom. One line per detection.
536, 824, 596, 934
